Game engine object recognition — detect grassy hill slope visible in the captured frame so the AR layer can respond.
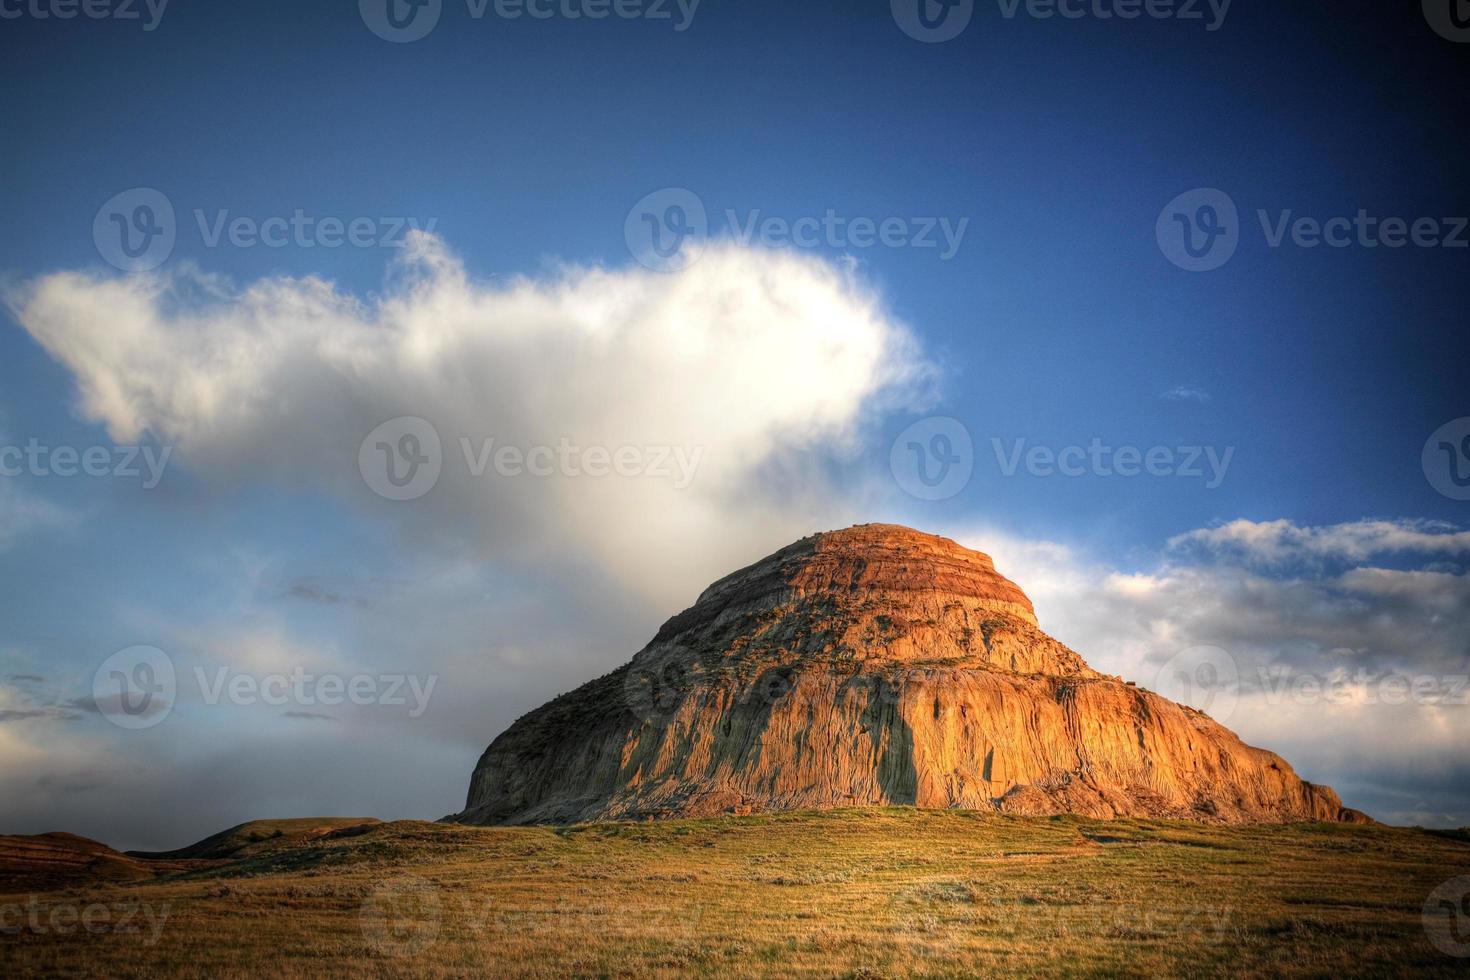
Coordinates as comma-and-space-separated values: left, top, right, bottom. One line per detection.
3, 809, 1468, 977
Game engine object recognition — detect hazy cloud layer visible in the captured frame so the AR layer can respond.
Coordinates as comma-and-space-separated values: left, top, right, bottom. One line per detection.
0, 480, 70, 551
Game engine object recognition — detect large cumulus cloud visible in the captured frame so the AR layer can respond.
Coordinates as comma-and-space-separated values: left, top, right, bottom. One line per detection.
8, 235, 930, 608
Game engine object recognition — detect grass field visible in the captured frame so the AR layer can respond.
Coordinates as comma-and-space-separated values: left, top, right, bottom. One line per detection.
3, 810, 1469, 978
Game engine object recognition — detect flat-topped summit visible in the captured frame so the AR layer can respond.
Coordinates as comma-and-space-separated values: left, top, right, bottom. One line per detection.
451, 525, 1361, 826
646, 524, 1078, 676
690, 523, 1038, 625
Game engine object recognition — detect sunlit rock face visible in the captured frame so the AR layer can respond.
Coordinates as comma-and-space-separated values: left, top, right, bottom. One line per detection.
452, 525, 1359, 826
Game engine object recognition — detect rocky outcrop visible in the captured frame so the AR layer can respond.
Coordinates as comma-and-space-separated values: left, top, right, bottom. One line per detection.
452, 525, 1359, 826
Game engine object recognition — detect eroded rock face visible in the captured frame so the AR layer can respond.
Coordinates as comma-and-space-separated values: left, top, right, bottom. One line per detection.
453, 525, 1358, 826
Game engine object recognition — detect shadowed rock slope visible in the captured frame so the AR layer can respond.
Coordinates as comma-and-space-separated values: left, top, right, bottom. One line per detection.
452, 525, 1362, 826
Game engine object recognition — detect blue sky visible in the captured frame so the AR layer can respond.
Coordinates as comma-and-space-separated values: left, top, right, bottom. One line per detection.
1, 0, 1467, 847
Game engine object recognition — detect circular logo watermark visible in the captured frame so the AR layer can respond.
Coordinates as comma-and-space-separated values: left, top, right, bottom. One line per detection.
625, 188, 707, 272
891, 0, 974, 42
1423, 417, 1470, 501
1152, 645, 1239, 722
1424, 0, 1470, 43
1156, 188, 1239, 272
93, 188, 176, 273
359, 417, 442, 501
360, 0, 442, 42
749, 670, 794, 708
890, 416, 974, 501
1424, 876, 1470, 957
360, 875, 443, 957
622, 644, 702, 726
92, 646, 176, 730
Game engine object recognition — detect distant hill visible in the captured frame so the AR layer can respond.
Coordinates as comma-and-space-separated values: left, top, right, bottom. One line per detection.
1, 818, 382, 892
0, 832, 175, 890
128, 817, 381, 860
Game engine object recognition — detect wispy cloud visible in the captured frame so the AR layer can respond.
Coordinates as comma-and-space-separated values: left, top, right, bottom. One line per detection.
0, 682, 86, 724
284, 581, 367, 609
1169, 518, 1470, 567
1160, 384, 1211, 403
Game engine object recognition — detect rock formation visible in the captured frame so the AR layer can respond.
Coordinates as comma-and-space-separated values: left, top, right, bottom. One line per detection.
452, 525, 1363, 826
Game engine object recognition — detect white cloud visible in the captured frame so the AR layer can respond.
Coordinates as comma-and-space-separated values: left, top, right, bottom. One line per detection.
1169, 517, 1470, 567
965, 520, 1470, 681
9, 235, 931, 609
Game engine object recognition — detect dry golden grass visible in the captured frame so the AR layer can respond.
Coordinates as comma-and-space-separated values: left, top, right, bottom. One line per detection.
3, 809, 1469, 978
